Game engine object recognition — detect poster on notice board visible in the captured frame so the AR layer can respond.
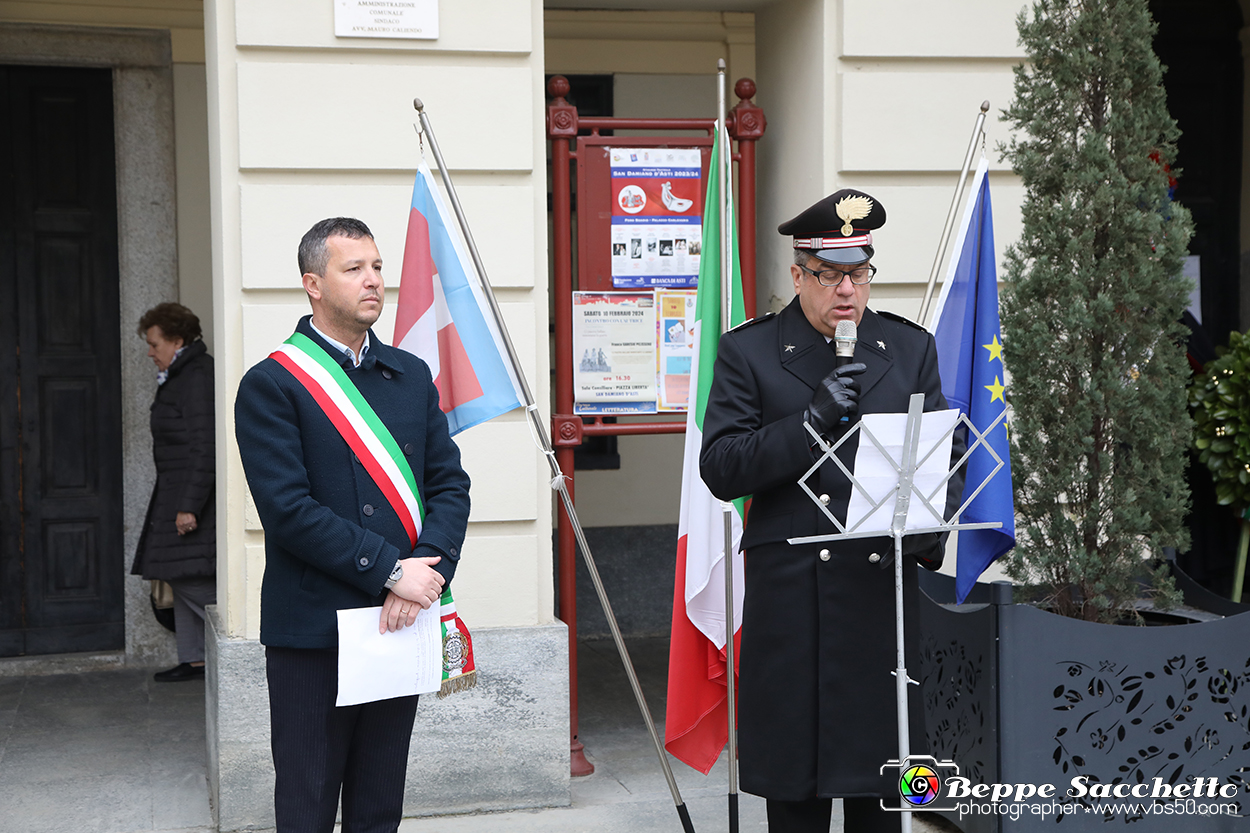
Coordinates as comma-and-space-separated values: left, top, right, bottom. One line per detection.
609, 148, 702, 289
656, 289, 697, 410
573, 292, 658, 414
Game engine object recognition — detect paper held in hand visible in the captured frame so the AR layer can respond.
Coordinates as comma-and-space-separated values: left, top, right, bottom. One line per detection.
335, 605, 442, 707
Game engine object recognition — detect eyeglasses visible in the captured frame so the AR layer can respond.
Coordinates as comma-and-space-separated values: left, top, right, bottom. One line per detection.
799, 263, 877, 288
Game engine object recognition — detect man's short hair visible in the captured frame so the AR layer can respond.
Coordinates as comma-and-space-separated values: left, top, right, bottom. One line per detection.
138, 302, 202, 343
298, 217, 374, 276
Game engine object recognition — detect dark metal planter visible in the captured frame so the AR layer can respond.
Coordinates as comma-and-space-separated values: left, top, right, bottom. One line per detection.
918, 576, 1250, 832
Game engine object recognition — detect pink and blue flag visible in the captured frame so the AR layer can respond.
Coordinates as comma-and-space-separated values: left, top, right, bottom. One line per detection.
393, 159, 522, 435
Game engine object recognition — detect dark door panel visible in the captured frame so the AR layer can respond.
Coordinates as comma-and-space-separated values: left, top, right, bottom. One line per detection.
0, 64, 123, 656
0, 64, 19, 653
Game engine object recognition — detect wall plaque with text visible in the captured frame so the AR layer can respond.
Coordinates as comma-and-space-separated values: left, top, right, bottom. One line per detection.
334, 0, 438, 40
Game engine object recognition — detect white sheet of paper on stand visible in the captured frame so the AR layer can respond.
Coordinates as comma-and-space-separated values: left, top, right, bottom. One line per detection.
843, 408, 959, 535
335, 605, 442, 707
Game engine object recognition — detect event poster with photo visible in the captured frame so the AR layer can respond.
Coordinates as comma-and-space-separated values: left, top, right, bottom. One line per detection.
572, 292, 658, 414
656, 289, 697, 411
609, 148, 702, 289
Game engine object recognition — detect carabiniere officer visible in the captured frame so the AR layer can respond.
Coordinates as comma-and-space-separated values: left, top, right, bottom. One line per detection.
700, 189, 964, 833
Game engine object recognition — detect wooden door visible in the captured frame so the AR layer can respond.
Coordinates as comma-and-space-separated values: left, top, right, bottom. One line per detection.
0, 65, 124, 656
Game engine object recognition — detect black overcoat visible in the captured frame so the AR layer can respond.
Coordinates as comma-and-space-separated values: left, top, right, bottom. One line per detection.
132, 339, 217, 581
700, 297, 960, 800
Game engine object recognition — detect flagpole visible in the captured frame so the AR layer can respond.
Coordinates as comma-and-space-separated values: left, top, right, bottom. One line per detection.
413, 99, 698, 833
716, 59, 741, 833
917, 101, 989, 327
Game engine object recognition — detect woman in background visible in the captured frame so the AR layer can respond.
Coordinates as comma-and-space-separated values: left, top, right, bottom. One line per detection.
132, 303, 217, 682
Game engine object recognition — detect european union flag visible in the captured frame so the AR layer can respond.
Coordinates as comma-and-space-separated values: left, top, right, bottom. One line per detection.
931, 156, 1016, 604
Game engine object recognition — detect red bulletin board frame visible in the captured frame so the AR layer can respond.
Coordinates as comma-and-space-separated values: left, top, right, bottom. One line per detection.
546, 74, 766, 778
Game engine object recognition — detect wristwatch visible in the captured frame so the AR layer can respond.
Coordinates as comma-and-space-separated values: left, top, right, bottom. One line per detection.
383, 561, 403, 590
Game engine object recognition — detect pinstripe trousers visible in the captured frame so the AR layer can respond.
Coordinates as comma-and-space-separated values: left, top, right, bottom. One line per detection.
266, 646, 420, 833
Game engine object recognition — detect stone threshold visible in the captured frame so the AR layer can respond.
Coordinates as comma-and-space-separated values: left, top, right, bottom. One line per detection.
0, 650, 128, 678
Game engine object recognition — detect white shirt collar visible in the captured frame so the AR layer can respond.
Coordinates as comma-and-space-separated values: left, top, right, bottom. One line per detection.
309, 318, 370, 367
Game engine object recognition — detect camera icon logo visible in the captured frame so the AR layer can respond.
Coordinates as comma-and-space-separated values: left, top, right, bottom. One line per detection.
879, 755, 960, 812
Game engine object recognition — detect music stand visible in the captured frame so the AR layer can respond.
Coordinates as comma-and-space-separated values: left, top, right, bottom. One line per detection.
787, 392, 1006, 832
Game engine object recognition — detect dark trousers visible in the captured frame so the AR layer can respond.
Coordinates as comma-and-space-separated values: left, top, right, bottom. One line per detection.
766, 797, 901, 833
266, 646, 420, 833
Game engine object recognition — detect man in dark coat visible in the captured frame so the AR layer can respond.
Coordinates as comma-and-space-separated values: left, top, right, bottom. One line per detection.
235, 217, 470, 833
700, 190, 960, 833
132, 302, 216, 682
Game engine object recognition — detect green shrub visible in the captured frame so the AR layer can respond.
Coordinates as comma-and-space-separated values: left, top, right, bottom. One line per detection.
999, 0, 1191, 622
1189, 330, 1250, 514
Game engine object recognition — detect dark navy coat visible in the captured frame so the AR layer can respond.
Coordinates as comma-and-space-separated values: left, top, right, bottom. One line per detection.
235, 317, 471, 649
700, 297, 961, 800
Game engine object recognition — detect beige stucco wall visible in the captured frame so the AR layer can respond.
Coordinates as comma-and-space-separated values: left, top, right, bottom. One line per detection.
173, 61, 213, 350
757, 0, 1026, 324
546, 9, 754, 82
754, 0, 831, 312
206, 0, 552, 638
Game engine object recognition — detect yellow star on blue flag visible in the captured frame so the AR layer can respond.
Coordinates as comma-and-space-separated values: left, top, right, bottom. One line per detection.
985, 375, 1005, 403
983, 334, 1003, 363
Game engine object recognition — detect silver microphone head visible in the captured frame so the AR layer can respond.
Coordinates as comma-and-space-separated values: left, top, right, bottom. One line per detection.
834, 320, 857, 359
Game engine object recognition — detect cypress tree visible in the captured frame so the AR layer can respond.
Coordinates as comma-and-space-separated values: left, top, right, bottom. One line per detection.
999, 0, 1191, 622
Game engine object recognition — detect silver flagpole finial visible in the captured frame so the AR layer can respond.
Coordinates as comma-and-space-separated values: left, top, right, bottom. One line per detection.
413, 98, 425, 112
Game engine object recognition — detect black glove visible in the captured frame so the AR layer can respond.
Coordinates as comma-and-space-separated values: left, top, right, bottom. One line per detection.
804, 362, 867, 434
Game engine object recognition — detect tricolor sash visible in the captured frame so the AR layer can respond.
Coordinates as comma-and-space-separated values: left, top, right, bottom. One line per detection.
272, 332, 478, 697
270, 332, 425, 547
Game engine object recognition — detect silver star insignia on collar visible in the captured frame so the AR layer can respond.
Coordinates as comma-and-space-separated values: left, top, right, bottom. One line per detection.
877, 340, 886, 350
784, 344, 795, 352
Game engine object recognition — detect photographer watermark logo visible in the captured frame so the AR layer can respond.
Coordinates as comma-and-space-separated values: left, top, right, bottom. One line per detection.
879, 757, 1243, 820
899, 763, 943, 807
880, 756, 961, 812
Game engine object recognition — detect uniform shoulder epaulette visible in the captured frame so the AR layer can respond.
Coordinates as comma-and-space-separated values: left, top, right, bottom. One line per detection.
877, 310, 927, 332
728, 312, 776, 333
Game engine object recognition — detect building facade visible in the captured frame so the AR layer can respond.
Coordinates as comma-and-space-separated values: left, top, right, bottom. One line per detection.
1, 1, 1246, 829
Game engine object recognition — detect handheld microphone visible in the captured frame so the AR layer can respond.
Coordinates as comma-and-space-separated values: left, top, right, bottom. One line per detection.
834, 320, 857, 367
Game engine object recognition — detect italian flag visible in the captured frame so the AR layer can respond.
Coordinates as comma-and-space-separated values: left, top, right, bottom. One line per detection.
664, 128, 748, 774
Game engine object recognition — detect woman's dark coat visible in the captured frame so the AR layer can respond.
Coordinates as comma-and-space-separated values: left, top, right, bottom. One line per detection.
700, 298, 962, 801
132, 339, 216, 581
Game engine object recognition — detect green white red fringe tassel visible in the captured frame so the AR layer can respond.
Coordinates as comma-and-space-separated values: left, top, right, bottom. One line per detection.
439, 589, 477, 698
